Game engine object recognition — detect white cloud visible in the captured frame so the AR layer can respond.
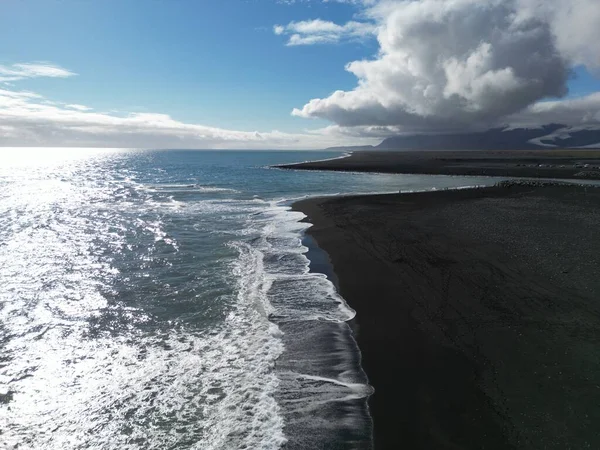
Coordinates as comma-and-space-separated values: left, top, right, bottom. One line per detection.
65, 104, 92, 111
274, 19, 376, 45
0, 87, 377, 149
0, 63, 77, 82
290, 0, 600, 132
515, 0, 600, 70
507, 92, 600, 127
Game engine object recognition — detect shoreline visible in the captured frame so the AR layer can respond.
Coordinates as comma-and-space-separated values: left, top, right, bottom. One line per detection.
277, 149, 600, 181
292, 182, 600, 449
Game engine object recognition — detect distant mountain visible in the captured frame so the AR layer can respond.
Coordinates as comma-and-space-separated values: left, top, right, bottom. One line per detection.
324, 145, 375, 151
528, 126, 600, 148
360, 124, 600, 151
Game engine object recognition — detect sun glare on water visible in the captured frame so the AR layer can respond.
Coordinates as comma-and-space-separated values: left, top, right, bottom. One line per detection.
0, 147, 131, 167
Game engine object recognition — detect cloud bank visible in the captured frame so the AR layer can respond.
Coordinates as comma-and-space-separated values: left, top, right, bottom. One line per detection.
290, 0, 600, 132
0, 86, 375, 149
0, 61, 379, 149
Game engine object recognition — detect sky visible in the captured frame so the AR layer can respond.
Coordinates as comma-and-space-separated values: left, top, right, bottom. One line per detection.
1, 0, 600, 149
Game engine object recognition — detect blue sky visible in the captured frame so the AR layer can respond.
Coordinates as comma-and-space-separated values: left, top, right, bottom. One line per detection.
0, 0, 376, 132
1, 0, 599, 149
568, 66, 600, 99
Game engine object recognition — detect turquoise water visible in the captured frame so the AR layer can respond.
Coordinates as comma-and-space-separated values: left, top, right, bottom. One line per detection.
0, 149, 500, 449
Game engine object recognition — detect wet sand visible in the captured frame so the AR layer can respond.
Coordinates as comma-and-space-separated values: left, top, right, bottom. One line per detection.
293, 183, 600, 449
279, 150, 600, 180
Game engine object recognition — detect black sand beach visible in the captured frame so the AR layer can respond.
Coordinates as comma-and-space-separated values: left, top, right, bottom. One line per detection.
280, 149, 600, 180
293, 183, 600, 449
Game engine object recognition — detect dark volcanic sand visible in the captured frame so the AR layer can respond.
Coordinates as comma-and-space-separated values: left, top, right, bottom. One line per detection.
293, 184, 600, 450
279, 149, 600, 180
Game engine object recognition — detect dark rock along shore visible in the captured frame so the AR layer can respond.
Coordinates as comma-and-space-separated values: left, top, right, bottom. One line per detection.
293, 183, 600, 450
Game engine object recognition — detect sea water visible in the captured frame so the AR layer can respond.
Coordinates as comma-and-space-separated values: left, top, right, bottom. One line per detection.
0, 149, 499, 449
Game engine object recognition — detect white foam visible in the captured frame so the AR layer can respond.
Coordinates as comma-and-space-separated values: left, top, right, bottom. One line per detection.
270, 152, 352, 168
225, 199, 375, 447
148, 183, 240, 193
241, 202, 356, 322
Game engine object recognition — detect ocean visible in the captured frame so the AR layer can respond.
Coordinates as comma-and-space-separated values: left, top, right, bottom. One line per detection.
0, 149, 499, 449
